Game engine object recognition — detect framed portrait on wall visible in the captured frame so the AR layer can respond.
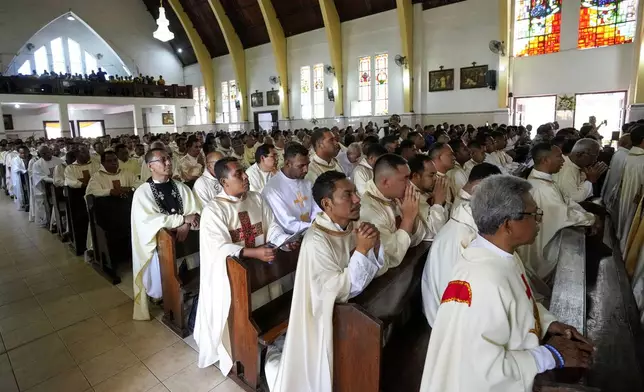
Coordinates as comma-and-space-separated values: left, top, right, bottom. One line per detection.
162, 112, 175, 125
428, 68, 454, 92
251, 91, 264, 108
3, 115, 13, 130
266, 90, 280, 106
460, 64, 488, 89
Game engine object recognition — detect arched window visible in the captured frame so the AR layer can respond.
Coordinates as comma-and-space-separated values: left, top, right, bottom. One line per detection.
17, 60, 31, 75
513, 0, 562, 57
84, 51, 98, 74
50, 37, 66, 74
34, 46, 49, 73
67, 38, 83, 75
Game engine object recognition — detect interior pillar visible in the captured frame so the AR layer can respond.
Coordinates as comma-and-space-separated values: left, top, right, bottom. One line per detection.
257, 0, 290, 119
59, 103, 71, 138
396, 0, 414, 113
133, 104, 144, 136
207, 0, 249, 122
318, 0, 344, 116
497, 0, 512, 109
631, 0, 644, 104
167, 0, 217, 124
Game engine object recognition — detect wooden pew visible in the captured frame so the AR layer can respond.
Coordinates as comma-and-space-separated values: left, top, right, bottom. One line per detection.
332, 242, 432, 392
226, 250, 299, 392
156, 228, 200, 337
63, 186, 88, 255
86, 194, 133, 284
49, 184, 67, 240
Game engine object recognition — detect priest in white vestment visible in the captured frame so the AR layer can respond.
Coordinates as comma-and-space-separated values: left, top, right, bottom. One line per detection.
352, 143, 387, 197
30, 146, 63, 226
618, 126, 644, 251
11, 146, 35, 211
193, 151, 224, 208
428, 143, 456, 212
139, 141, 166, 181
518, 143, 596, 285
420, 175, 594, 392
552, 138, 606, 203
267, 171, 384, 391
4, 146, 17, 197
246, 144, 278, 193
271, 131, 286, 168
194, 157, 292, 374
179, 139, 204, 182
408, 154, 448, 239
262, 144, 319, 234
360, 154, 428, 273
337, 142, 361, 177
115, 144, 141, 177
446, 140, 470, 196
601, 134, 631, 220
305, 129, 343, 183
64, 146, 100, 188
131, 148, 201, 320
215, 135, 233, 157
463, 140, 487, 175
85, 151, 141, 197
421, 162, 501, 327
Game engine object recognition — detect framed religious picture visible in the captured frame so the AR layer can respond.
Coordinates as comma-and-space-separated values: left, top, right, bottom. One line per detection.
251, 91, 264, 108
266, 90, 280, 106
428, 67, 454, 92
3, 114, 14, 130
162, 112, 174, 125
460, 64, 488, 89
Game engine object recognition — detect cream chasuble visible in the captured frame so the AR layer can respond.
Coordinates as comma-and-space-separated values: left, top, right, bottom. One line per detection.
194, 191, 290, 374
193, 170, 223, 209
305, 153, 343, 184
624, 196, 644, 325
31, 157, 63, 226
262, 171, 318, 234
275, 146, 285, 168
360, 180, 427, 274
601, 146, 629, 219
119, 158, 141, 177
446, 162, 468, 196
411, 182, 448, 240
618, 147, 644, 252
64, 161, 100, 188
552, 156, 593, 203
518, 170, 594, 282
463, 159, 478, 176
131, 180, 200, 320
216, 146, 232, 157
337, 150, 358, 177
85, 169, 141, 197
179, 154, 204, 181
4, 151, 17, 196
246, 163, 275, 193
10, 155, 35, 210
420, 237, 557, 392
484, 152, 505, 172
453, 188, 472, 211
269, 213, 384, 392
421, 200, 477, 327
351, 158, 373, 197
53, 163, 66, 187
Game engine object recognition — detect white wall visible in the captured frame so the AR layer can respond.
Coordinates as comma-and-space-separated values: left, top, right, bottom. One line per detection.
0, 0, 184, 84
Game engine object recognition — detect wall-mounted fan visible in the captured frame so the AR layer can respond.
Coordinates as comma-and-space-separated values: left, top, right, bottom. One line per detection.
489, 40, 506, 56
394, 55, 408, 68
25, 43, 35, 52
269, 75, 280, 85
96, 53, 104, 60
324, 65, 335, 75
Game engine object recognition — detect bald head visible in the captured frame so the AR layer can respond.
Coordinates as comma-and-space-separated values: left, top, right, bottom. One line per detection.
373, 154, 410, 200
619, 134, 632, 149
570, 138, 601, 168
205, 151, 224, 176
150, 141, 165, 150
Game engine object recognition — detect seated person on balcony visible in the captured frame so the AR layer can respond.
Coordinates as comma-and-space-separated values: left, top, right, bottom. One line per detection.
158, 75, 165, 86
88, 70, 98, 81
97, 68, 107, 82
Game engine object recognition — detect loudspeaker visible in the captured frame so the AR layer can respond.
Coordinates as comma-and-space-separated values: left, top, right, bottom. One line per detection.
485, 70, 497, 90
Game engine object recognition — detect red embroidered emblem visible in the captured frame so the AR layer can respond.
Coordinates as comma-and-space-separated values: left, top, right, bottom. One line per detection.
521, 274, 532, 300
229, 211, 263, 248
441, 280, 472, 307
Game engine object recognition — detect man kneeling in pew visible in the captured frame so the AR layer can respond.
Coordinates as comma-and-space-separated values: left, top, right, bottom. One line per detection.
131, 147, 201, 321
420, 175, 593, 392
194, 157, 298, 376
266, 171, 385, 391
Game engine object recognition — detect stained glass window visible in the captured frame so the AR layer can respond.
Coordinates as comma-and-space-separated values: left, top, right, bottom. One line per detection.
513, 0, 562, 57
359, 56, 372, 116
578, 0, 638, 49
229, 80, 238, 123
301, 66, 312, 120
34, 46, 49, 74
313, 64, 324, 119
221, 81, 230, 124
374, 54, 388, 116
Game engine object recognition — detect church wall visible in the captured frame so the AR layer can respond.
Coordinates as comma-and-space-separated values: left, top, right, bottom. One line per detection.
0, 0, 184, 84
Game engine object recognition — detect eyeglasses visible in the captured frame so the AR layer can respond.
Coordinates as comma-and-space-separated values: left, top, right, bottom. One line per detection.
519, 208, 543, 223
148, 157, 171, 165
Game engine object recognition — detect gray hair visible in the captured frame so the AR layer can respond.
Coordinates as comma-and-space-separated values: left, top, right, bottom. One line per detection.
470, 175, 532, 235
347, 142, 361, 154
571, 138, 600, 154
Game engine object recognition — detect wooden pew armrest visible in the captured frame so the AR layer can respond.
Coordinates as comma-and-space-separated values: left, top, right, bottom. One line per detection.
258, 320, 288, 346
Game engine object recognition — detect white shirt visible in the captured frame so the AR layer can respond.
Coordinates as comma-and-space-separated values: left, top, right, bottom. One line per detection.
262, 171, 319, 234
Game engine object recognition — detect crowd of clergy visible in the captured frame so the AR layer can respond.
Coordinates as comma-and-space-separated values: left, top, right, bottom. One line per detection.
2, 113, 644, 391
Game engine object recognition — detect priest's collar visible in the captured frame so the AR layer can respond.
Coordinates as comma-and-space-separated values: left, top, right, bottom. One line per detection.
152, 177, 171, 184
365, 180, 395, 206
312, 152, 337, 168
529, 169, 553, 182
312, 212, 353, 236
216, 190, 247, 203
277, 170, 301, 183
202, 169, 216, 181
629, 146, 644, 156
564, 155, 581, 170
436, 170, 447, 177
99, 168, 122, 176
73, 161, 92, 166
470, 235, 513, 260
358, 157, 372, 169
457, 188, 472, 202
410, 181, 430, 198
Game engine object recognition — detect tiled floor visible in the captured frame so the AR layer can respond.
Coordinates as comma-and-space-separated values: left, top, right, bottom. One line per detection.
0, 195, 244, 392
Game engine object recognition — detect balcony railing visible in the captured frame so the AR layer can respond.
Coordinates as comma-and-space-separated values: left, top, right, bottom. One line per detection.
0, 76, 193, 100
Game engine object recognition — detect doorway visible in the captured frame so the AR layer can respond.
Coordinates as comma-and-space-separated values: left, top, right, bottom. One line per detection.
514, 96, 556, 129
253, 110, 278, 132
574, 91, 626, 141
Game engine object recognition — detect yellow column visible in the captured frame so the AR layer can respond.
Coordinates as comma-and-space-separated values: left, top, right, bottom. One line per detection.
257, 0, 290, 119
632, 1, 644, 103
498, 0, 511, 109
207, 0, 249, 122
396, 0, 413, 113
319, 0, 344, 116
167, 0, 216, 123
